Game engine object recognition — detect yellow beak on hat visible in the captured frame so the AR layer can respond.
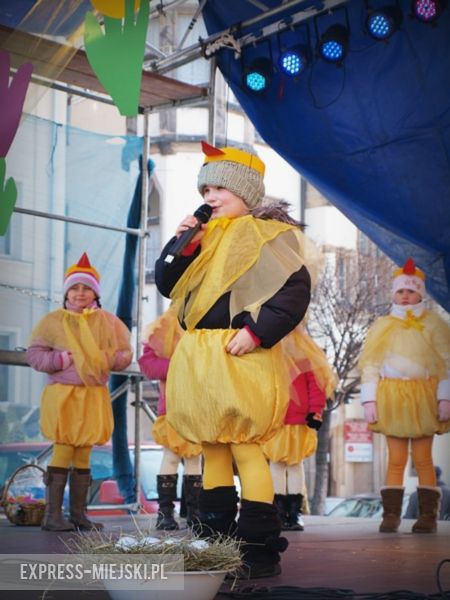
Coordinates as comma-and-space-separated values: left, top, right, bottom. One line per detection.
201, 141, 265, 177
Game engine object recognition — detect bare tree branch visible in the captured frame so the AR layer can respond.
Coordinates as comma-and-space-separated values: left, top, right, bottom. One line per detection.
307, 251, 393, 514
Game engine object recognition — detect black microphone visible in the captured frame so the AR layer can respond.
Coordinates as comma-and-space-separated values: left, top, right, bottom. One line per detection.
164, 203, 213, 264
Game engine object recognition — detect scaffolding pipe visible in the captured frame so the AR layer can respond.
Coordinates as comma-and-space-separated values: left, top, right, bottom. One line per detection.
132, 112, 151, 508
207, 56, 217, 145
0, 350, 144, 385
150, 0, 351, 75
142, 92, 208, 114
13, 206, 150, 236
149, 0, 311, 73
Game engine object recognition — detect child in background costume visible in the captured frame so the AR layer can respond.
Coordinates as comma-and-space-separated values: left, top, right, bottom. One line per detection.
27, 253, 132, 532
155, 141, 314, 578
358, 257, 450, 534
263, 330, 336, 531
138, 309, 202, 531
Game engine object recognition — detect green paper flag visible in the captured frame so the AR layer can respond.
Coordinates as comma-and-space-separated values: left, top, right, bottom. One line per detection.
0, 157, 17, 236
84, 0, 149, 116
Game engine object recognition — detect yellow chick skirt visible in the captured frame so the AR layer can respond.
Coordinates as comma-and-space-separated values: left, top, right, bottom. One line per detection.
263, 424, 318, 465
152, 416, 202, 458
370, 377, 450, 438
40, 383, 113, 446
166, 329, 290, 445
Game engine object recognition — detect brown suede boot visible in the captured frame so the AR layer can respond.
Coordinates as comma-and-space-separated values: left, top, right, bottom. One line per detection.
69, 468, 104, 531
412, 487, 441, 533
41, 467, 75, 532
379, 487, 404, 533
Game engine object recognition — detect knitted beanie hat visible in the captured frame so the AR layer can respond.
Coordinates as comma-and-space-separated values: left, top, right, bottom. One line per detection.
197, 140, 265, 209
63, 252, 101, 298
392, 257, 425, 298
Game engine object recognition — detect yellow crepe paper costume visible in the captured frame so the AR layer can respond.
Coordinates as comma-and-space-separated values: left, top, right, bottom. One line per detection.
152, 417, 202, 458
263, 424, 318, 466
264, 329, 337, 465
359, 310, 450, 437
170, 215, 314, 329
141, 309, 202, 457
40, 384, 113, 447
280, 326, 337, 403
29, 308, 132, 446
166, 215, 312, 445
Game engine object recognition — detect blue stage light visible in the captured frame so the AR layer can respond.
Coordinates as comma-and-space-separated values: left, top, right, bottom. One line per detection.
412, 0, 445, 22
279, 46, 308, 77
243, 58, 272, 93
366, 7, 402, 40
317, 25, 349, 64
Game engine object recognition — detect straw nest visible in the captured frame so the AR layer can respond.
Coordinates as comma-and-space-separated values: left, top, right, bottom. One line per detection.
65, 527, 243, 574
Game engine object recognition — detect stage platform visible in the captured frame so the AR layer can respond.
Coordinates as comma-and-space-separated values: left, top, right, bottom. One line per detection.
1, 513, 449, 599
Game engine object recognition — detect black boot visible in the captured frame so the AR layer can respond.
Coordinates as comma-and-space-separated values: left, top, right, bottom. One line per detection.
156, 474, 179, 531
286, 493, 304, 531
236, 499, 289, 579
274, 494, 290, 531
194, 486, 239, 538
179, 484, 187, 518
69, 468, 104, 531
183, 475, 202, 527
41, 467, 75, 532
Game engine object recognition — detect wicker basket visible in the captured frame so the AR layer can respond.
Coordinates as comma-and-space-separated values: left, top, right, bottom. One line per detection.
1, 464, 46, 526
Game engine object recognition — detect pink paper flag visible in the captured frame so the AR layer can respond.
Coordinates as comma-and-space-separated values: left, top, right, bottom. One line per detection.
0, 50, 33, 157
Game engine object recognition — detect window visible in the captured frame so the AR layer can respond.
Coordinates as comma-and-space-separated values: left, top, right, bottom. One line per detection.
337, 255, 346, 291
358, 232, 370, 256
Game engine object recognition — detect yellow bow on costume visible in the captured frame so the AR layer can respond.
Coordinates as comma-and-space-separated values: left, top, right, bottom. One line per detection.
404, 310, 424, 331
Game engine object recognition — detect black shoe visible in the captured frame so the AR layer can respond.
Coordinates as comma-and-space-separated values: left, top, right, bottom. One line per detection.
183, 475, 202, 528
155, 474, 179, 531
194, 486, 239, 538
236, 499, 288, 580
286, 494, 304, 531
155, 511, 179, 531
274, 494, 288, 526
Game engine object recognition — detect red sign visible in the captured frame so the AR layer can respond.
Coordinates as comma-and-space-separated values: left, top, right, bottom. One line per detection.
344, 420, 373, 444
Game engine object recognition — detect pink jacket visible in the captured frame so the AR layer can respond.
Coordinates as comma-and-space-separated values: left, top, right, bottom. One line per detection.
284, 371, 327, 425
26, 342, 131, 386
138, 344, 169, 415
27, 303, 132, 385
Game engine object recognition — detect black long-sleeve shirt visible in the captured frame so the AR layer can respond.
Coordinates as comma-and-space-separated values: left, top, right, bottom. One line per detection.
155, 235, 311, 349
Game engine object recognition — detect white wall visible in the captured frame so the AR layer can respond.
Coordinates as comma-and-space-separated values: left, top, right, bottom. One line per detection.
69, 97, 126, 136
306, 205, 357, 249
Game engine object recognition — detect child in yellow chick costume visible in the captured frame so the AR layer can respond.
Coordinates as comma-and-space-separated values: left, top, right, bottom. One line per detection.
155, 141, 316, 578
138, 309, 202, 531
359, 257, 450, 534
27, 253, 132, 532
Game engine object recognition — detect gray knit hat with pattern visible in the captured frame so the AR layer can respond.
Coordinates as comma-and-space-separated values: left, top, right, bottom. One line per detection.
197, 141, 265, 209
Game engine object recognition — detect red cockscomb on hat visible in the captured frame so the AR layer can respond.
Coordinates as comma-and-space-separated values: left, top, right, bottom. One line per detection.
392, 257, 425, 299
63, 252, 101, 298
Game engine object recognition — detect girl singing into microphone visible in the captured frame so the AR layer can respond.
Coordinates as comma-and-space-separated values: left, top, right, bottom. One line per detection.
155, 142, 315, 578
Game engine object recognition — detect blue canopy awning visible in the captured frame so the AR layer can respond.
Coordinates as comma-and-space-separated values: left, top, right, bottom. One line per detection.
202, 0, 450, 310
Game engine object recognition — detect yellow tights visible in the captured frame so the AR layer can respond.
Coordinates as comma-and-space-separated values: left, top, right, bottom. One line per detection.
202, 442, 274, 503
386, 436, 436, 487
49, 443, 92, 469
